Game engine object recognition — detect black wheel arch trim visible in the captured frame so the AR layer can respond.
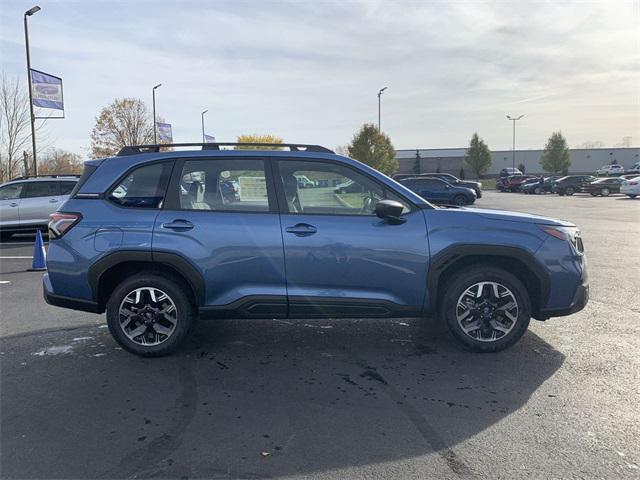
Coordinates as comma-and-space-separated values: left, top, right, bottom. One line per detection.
87, 250, 206, 307
426, 244, 550, 315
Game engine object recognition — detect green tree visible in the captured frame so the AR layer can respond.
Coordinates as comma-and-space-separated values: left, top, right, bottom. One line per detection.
347, 123, 398, 176
90, 98, 154, 158
236, 134, 284, 149
464, 133, 492, 178
413, 149, 421, 174
540, 131, 571, 174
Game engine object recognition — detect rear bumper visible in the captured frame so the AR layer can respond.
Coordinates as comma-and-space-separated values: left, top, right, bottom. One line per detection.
43, 274, 102, 314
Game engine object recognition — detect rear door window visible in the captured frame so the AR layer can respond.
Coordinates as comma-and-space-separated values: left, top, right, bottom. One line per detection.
21, 181, 60, 198
60, 181, 77, 195
177, 158, 272, 212
108, 162, 173, 209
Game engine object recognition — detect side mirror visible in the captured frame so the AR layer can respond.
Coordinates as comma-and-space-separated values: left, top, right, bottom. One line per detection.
375, 200, 405, 224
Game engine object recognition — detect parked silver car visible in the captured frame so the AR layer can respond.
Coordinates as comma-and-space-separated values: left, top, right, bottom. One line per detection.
0, 175, 79, 240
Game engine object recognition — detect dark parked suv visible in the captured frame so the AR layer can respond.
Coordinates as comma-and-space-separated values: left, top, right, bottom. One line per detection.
44, 142, 588, 357
398, 177, 477, 205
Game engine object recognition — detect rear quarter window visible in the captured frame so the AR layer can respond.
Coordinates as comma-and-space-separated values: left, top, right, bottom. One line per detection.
108, 162, 173, 209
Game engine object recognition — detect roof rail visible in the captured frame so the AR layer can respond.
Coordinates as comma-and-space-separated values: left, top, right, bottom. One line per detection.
10, 174, 81, 181
117, 142, 334, 156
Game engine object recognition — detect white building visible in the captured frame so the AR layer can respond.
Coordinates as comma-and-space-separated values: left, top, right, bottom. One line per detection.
395, 147, 640, 177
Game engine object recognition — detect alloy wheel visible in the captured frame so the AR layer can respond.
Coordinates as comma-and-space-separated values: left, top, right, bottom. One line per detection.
118, 287, 178, 346
455, 281, 519, 342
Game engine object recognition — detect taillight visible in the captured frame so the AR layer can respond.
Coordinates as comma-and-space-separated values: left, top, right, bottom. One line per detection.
49, 212, 81, 238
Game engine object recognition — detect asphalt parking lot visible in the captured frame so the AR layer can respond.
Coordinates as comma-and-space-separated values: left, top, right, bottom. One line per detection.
1, 191, 638, 479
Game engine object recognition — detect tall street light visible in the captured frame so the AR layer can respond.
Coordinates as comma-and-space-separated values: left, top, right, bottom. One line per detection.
24, 5, 41, 175
201, 110, 208, 143
152, 83, 162, 143
506, 114, 524, 171
377, 86, 388, 132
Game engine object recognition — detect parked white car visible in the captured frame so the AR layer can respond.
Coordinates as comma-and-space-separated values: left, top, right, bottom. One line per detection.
627, 161, 640, 175
620, 176, 640, 198
596, 164, 625, 176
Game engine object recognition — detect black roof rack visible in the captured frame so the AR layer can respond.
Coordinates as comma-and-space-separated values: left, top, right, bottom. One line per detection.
117, 142, 334, 156
10, 174, 81, 181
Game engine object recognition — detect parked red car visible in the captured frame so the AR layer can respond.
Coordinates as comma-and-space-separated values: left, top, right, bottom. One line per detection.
500, 175, 539, 192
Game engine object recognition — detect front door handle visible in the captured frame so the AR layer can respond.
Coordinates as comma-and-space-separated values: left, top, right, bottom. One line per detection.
285, 223, 317, 237
162, 219, 194, 231
9, 202, 18, 207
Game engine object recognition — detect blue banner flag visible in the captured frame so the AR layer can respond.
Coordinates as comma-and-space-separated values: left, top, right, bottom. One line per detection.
156, 122, 173, 142
30, 69, 64, 111
204, 134, 216, 143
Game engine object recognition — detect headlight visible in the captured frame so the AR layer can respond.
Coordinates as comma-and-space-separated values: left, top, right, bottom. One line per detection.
538, 225, 584, 253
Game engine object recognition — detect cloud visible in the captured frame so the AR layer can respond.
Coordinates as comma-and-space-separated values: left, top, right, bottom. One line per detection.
0, 0, 637, 154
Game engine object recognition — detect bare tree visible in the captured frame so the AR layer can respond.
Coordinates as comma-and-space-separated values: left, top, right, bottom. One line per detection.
615, 136, 633, 147
39, 148, 83, 175
0, 73, 31, 182
0, 73, 49, 181
90, 98, 155, 158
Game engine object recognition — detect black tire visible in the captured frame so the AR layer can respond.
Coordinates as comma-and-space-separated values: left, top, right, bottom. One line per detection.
600, 187, 610, 197
106, 273, 195, 357
558, 190, 565, 196
628, 195, 637, 199
534, 187, 541, 195
0, 231, 13, 241
439, 266, 531, 353
590, 192, 598, 196
565, 186, 575, 196
453, 194, 466, 206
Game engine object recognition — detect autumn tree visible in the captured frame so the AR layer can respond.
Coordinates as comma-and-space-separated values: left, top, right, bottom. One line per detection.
347, 123, 398, 176
464, 133, 492, 178
540, 132, 571, 174
90, 98, 154, 158
236, 134, 284, 149
39, 149, 83, 175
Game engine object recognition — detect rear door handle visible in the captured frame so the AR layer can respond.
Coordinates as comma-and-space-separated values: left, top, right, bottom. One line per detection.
285, 223, 317, 236
49, 198, 58, 203
9, 202, 18, 207
162, 220, 194, 231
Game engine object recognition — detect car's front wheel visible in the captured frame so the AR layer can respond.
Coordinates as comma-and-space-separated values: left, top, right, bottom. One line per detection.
106, 273, 195, 357
453, 194, 467, 206
440, 266, 531, 352
565, 186, 575, 195
600, 187, 610, 197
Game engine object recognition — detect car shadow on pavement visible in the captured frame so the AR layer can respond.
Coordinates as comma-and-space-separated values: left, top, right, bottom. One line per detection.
0, 317, 564, 479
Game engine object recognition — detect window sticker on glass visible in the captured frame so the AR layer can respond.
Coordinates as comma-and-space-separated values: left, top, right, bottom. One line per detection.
238, 176, 267, 202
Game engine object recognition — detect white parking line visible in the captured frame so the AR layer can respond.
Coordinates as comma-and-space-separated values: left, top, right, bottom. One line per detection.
0, 280, 11, 284
0, 256, 33, 259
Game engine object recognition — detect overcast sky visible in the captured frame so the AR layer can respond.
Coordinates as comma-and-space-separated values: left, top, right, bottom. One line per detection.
1, 0, 638, 156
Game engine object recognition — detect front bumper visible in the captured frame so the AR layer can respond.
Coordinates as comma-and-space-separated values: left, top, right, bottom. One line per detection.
537, 279, 589, 319
43, 274, 102, 314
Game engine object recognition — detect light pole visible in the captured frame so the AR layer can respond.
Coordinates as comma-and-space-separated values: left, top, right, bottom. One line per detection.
506, 114, 524, 171
377, 86, 387, 132
24, 5, 41, 176
201, 110, 208, 143
152, 83, 162, 143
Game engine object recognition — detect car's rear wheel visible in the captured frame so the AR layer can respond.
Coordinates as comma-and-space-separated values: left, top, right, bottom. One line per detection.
440, 266, 531, 352
106, 274, 195, 357
453, 194, 466, 206
565, 186, 575, 195
600, 187, 610, 197
533, 187, 541, 194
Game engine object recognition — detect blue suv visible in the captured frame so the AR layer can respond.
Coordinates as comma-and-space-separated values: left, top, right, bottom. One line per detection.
44, 143, 588, 356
